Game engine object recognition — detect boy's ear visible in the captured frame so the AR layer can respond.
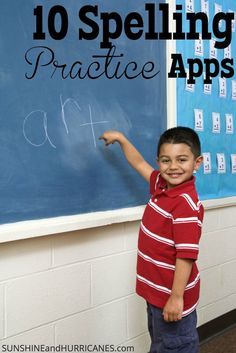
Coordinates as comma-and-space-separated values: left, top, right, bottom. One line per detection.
194, 156, 203, 171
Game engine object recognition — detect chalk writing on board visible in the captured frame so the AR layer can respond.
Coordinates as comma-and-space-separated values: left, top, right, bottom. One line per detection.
23, 96, 110, 149
60, 95, 82, 135
23, 110, 57, 149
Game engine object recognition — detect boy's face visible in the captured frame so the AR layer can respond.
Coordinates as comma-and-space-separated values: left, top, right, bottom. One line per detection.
157, 143, 203, 190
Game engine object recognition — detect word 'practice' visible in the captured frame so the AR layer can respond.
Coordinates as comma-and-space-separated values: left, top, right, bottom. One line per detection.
25, 45, 160, 80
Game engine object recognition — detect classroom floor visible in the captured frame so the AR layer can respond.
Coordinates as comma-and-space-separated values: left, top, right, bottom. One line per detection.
199, 325, 236, 353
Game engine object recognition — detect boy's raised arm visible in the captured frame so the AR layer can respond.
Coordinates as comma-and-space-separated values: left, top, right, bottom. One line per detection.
99, 130, 154, 183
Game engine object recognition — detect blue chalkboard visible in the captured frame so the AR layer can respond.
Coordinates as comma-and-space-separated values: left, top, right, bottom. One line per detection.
0, 1, 166, 224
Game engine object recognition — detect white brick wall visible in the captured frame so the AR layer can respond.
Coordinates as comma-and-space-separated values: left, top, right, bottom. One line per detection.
197, 206, 236, 326
1, 325, 54, 346
5, 263, 91, 336
0, 205, 235, 351
0, 285, 4, 340
55, 300, 127, 345
0, 237, 52, 281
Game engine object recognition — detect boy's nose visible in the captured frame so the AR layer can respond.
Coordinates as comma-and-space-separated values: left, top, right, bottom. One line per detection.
169, 161, 178, 169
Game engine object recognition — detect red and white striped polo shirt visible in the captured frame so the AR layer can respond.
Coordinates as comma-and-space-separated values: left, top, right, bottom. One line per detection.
136, 170, 204, 316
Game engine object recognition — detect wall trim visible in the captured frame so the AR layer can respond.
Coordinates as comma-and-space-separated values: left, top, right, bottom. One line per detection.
0, 206, 145, 243
203, 196, 236, 210
0, 196, 236, 243
198, 309, 236, 343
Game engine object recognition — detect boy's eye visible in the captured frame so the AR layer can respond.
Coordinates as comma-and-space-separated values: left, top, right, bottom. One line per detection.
178, 158, 187, 163
160, 159, 170, 163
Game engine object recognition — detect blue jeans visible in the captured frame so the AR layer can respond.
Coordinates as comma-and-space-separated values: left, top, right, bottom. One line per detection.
147, 303, 199, 353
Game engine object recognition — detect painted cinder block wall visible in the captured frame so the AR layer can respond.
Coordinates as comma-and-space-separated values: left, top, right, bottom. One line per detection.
0, 204, 236, 352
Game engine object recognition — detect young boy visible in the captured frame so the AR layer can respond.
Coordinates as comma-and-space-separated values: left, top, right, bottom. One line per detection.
100, 127, 203, 353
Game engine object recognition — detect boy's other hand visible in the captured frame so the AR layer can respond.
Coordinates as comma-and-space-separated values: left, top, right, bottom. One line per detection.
99, 130, 124, 146
163, 294, 184, 322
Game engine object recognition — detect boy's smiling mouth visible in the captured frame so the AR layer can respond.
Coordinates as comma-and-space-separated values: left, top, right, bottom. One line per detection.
167, 172, 184, 177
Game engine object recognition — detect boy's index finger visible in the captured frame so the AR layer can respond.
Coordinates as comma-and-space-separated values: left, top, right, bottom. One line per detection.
99, 131, 120, 145
99, 135, 107, 142
99, 135, 110, 146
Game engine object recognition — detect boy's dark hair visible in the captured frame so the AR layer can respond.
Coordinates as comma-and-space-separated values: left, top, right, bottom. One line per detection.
157, 126, 201, 158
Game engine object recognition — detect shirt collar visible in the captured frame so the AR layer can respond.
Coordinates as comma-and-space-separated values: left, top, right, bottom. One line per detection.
154, 174, 196, 198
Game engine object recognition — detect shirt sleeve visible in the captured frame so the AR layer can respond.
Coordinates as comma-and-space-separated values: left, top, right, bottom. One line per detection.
149, 170, 160, 195
172, 198, 203, 260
